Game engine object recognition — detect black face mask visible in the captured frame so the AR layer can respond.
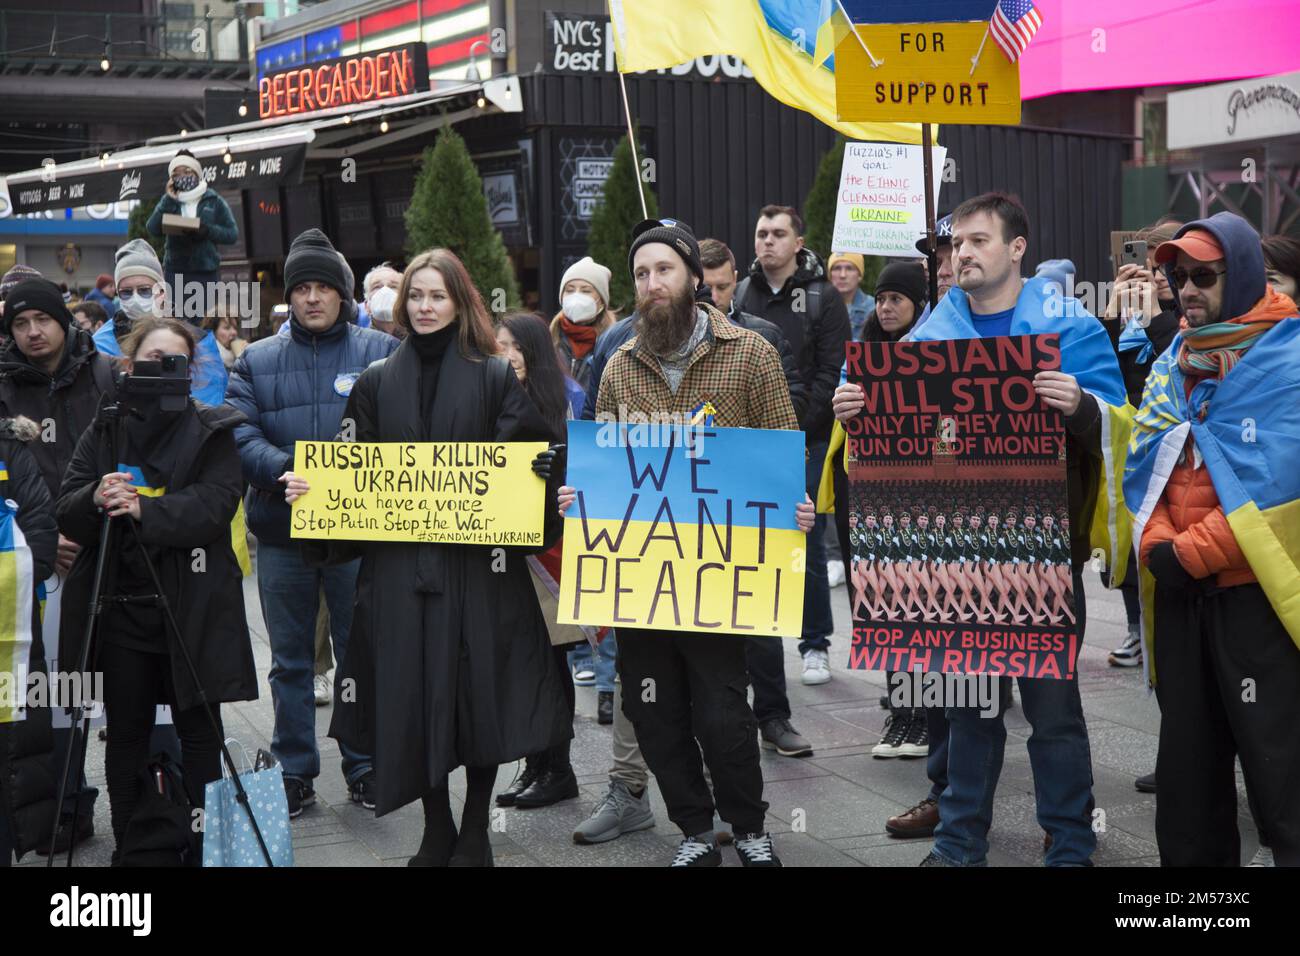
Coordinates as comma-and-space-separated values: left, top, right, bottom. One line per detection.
173, 172, 201, 192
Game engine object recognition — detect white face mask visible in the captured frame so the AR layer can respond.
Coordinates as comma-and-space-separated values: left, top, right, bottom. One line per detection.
119, 292, 157, 321
368, 285, 397, 324
561, 292, 601, 324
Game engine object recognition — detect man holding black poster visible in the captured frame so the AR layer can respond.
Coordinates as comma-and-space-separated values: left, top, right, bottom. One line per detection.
833, 193, 1128, 866
559, 217, 813, 867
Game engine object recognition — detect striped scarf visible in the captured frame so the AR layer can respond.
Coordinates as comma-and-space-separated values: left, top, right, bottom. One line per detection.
1176, 288, 1293, 381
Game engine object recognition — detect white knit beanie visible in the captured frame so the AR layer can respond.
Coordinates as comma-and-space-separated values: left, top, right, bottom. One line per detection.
559, 256, 611, 309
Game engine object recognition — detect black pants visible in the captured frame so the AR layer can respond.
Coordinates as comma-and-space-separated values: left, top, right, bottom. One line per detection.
100, 642, 224, 844
1153, 583, 1300, 866
617, 628, 767, 835
745, 636, 789, 722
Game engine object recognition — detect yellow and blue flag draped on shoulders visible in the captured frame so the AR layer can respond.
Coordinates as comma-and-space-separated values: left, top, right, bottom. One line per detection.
119, 464, 253, 577
1124, 318, 1300, 686
0, 498, 37, 724
819, 277, 1135, 585
607, 0, 925, 143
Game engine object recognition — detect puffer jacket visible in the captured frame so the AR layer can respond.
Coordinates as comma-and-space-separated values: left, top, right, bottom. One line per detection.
224, 307, 399, 544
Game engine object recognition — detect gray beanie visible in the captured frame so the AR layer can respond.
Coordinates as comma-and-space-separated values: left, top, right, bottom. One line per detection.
115, 238, 165, 288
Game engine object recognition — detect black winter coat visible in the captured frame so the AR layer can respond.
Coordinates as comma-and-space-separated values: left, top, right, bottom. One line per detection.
308, 336, 571, 816
0, 329, 118, 498
56, 401, 258, 713
0, 417, 62, 859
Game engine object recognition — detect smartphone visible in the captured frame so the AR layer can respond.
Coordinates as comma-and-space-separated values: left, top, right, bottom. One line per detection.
1118, 239, 1148, 270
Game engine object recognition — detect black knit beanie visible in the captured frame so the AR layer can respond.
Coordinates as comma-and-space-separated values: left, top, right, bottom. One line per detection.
628, 217, 703, 282
875, 261, 929, 320
2, 278, 73, 335
284, 228, 353, 302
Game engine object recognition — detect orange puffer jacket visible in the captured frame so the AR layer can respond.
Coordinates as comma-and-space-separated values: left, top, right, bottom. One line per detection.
1140, 445, 1255, 587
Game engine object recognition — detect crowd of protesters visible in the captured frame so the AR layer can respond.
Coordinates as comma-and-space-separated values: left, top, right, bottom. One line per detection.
0, 148, 1296, 868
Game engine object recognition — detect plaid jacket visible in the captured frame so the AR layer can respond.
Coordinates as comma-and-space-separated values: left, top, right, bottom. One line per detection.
595, 305, 799, 432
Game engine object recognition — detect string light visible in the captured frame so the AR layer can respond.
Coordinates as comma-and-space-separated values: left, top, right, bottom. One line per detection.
238, 99, 249, 117
379, 119, 389, 133
99, 43, 111, 71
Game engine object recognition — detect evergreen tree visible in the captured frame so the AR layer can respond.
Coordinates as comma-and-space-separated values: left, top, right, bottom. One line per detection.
405, 126, 519, 312
127, 198, 165, 259
587, 132, 658, 314
803, 135, 883, 291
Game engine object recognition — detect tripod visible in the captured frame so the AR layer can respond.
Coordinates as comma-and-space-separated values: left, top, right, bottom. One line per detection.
49, 397, 274, 867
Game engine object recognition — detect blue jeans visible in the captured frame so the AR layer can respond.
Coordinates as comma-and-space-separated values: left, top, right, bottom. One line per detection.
257, 542, 371, 785
932, 570, 1094, 866
799, 441, 833, 655
567, 632, 617, 692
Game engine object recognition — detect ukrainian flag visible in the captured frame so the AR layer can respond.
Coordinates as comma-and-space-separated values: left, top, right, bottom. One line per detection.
559, 421, 807, 636
0, 499, 36, 724
118, 463, 253, 576
1124, 318, 1300, 685
607, 0, 926, 143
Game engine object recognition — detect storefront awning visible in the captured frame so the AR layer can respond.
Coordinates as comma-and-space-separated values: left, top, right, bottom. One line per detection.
3, 77, 521, 215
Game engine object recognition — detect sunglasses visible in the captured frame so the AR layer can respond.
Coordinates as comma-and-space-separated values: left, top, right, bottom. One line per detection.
118, 287, 156, 300
1171, 267, 1226, 290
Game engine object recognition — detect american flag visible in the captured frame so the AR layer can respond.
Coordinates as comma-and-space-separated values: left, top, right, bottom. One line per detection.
989, 0, 1043, 63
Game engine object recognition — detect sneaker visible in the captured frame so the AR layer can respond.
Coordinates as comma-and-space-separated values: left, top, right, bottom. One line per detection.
284, 777, 316, 819
872, 713, 910, 758
897, 711, 929, 758
919, 850, 957, 866
1248, 846, 1275, 867
733, 831, 782, 867
801, 648, 832, 685
1108, 628, 1143, 667
1134, 772, 1157, 794
349, 771, 377, 810
759, 717, 813, 758
572, 664, 596, 687
314, 672, 332, 706
573, 781, 655, 844
597, 690, 614, 725
826, 559, 846, 588
669, 834, 721, 867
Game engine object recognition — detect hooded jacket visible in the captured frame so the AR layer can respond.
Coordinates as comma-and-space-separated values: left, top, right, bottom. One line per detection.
0, 416, 65, 859
224, 308, 399, 544
0, 327, 118, 498
1140, 213, 1297, 585
734, 248, 851, 444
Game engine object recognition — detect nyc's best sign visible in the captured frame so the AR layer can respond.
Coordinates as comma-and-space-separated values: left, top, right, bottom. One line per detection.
836, 22, 1021, 125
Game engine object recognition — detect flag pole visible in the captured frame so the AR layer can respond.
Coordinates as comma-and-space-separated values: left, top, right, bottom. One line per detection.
617, 69, 649, 219
969, 26, 990, 76
921, 123, 938, 308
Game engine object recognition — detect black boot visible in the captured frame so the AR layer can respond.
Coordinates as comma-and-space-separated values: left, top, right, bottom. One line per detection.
496, 752, 547, 807
514, 746, 579, 809
597, 691, 614, 725
409, 786, 457, 867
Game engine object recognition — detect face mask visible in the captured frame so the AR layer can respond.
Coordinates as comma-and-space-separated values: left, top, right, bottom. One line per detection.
368, 285, 397, 324
120, 293, 157, 321
173, 173, 201, 193
561, 292, 600, 324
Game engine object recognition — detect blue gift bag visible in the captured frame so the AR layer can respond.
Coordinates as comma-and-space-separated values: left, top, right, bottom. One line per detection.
202, 741, 293, 867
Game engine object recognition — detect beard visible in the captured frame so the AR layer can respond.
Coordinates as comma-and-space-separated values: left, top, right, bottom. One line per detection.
635, 280, 698, 357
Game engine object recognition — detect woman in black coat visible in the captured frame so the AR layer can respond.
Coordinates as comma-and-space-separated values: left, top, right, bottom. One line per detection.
57, 316, 256, 857
287, 249, 570, 867
0, 415, 59, 864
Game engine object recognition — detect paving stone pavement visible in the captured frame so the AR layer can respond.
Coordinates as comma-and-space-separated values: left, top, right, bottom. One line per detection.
21, 553, 1264, 868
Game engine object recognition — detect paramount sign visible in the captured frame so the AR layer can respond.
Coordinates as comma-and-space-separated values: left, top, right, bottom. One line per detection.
1168, 69, 1300, 150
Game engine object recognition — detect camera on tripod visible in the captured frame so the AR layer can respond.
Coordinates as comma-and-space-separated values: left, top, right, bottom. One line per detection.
117, 355, 191, 412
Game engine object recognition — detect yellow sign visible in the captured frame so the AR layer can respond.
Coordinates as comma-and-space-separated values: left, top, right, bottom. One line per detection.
290, 441, 547, 545
835, 22, 1021, 126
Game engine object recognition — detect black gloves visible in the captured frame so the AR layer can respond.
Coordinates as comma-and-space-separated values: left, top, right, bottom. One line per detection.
531, 444, 565, 481
1148, 541, 1196, 590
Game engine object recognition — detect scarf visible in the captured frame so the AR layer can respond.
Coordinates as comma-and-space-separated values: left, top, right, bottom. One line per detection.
175, 177, 207, 219
559, 315, 599, 359
1176, 287, 1294, 382
657, 308, 710, 395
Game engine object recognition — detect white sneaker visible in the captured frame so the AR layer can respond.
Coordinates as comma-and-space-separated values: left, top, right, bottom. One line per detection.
826, 559, 846, 588
1248, 846, 1274, 867
801, 648, 831, 685
314, 672, 332, 706
1108, 628, 1143, 667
